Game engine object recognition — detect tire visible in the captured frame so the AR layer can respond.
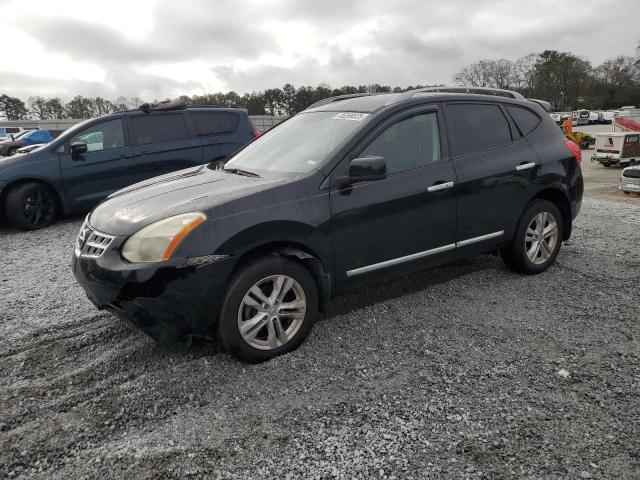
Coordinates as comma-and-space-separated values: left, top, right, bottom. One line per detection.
218, 256, 319, 363
501, 199, 564, 275
5, 182, 58, 230
6, 147, 17, 156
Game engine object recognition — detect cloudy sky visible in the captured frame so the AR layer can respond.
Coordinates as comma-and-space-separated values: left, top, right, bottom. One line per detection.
0, 0, 638, 101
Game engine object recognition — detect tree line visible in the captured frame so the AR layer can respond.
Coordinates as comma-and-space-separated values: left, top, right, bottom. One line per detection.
454, 47, 640, 111
0, 46, 638, 121
0, 84, 433, 121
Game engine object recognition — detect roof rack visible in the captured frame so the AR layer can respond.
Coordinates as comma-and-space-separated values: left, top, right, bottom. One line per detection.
306, 93, 386, 110
138, 98, 187, 114
410, 86, 525, 100
408, 86, 551, 111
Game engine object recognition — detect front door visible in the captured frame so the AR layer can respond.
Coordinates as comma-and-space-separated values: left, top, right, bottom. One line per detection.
330, 108, 457, 285
59, 117, 135, 211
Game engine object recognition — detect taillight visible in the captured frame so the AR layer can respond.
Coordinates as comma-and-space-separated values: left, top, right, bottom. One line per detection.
564, 140, 581, 164
252, 130, 261, 138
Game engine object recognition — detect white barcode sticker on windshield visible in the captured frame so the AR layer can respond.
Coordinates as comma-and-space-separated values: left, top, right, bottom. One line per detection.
332, 112, 369, 121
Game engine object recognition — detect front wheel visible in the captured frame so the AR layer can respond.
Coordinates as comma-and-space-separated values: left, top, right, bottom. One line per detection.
5, 182, 58, 230
218, 256, 318, 363
501, 199, 563, 275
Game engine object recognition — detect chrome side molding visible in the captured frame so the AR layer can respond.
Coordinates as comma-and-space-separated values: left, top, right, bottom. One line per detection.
456, 230, 504, 247
346, 243, 456, 277
346, 230, 504, 277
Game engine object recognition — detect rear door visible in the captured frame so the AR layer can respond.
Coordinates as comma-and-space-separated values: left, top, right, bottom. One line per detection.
330, 107, 458, 285
443, 102, 539, 256
59, 117, 134, 211
190, 111, 247, 167
129, 112, 202, 179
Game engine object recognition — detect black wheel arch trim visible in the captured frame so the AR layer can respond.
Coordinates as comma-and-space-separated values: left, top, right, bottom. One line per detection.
224, 240, 332, 313
526, 186, 573, 241
0, 177, 65, 216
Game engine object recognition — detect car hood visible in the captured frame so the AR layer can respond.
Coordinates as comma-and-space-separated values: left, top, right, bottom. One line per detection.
89, 165, 294, 236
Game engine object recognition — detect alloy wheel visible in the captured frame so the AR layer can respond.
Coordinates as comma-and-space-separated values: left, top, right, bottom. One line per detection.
237, 275, 307, 350
525, 211, 559, 265
23, 188, 55, 228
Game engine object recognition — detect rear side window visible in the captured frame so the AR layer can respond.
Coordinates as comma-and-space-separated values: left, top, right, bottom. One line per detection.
446, 103, 512, 156
130, 114, 188, 145
506, 105, 541, 136
192, 112, 239, 136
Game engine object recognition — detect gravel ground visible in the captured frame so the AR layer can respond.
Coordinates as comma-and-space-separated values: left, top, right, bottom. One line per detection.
1, 182, 639, 478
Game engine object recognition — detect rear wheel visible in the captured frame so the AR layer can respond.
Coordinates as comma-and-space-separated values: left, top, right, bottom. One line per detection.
501, 199, 563, 275
5, 182, 58, 230
218, 256, 318, 363
6, 147, 17, 156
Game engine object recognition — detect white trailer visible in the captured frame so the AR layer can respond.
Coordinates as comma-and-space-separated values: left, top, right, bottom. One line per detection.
592, 132, 640, 167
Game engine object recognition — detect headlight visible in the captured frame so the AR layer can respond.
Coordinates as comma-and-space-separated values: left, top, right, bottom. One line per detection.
121, 212, 206, 263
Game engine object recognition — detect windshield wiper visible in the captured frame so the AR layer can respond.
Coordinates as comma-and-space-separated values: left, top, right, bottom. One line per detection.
223, 167, 261, 178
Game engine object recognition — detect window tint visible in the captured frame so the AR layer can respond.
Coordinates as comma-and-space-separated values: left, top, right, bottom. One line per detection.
506, 105, 541, 136
70, 119, 125, 152
360, 112, 441, 174
446, 103, 512, 156
130, 114, 188, 145
192, 112, 239, 136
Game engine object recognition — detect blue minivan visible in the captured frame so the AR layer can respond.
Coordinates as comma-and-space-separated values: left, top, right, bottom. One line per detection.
0, 102, 259, 230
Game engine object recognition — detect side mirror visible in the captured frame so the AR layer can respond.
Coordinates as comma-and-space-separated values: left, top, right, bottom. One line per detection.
349, 156, 387, 183
70, 142, 88, 157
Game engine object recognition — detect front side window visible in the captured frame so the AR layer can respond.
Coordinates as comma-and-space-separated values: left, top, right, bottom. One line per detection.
129, 114, 188, 145
225, 111, 368, 173
446, 103, 512, 156
359, 112, 441, 174
69, 119, 125, 152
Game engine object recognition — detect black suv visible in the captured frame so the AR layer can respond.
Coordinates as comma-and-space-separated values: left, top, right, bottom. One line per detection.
0, 100, 258, 230
73, 88, 583, 362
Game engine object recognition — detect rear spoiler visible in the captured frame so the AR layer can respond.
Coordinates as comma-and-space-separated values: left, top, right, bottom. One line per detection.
527, 99, 550, 112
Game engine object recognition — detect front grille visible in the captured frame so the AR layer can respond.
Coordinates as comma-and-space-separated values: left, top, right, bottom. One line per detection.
622, 169, 640, 179
75, 220, 114, 258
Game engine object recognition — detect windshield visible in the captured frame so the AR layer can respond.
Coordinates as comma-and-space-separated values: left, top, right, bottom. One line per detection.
225, 111, 369, 173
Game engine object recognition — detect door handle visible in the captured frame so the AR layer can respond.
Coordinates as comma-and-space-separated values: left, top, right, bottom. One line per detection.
516, 162, 536, 171
119, 154, 132, 159
427, 181, 455, 193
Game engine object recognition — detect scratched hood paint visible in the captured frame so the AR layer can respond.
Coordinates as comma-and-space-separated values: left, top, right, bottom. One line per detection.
89, 166, 292, 236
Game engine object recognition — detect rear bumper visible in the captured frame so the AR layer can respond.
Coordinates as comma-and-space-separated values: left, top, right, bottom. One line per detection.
71, 246, 238, 342
619, 183, 640, 193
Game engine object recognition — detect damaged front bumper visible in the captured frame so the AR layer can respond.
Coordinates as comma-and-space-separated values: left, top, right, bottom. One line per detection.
71, 235, 237, 342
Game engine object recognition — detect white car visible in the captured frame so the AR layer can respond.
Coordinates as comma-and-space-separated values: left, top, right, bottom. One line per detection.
619, 166, 640, 194
15, 143, 46, 155
600, 111, 615, 124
